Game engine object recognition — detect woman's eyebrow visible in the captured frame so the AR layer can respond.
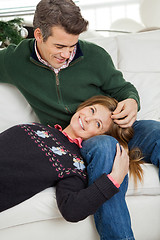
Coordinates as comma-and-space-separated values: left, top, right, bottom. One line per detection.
93, 105, 97, 112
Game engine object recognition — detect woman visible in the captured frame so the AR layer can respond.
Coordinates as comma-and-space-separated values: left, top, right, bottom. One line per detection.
0, 95, 142, 224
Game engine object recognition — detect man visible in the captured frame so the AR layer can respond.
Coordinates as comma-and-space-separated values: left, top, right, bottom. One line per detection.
0, 0, 159, 239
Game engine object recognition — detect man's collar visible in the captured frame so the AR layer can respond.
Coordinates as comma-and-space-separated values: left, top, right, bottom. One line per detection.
31, 39, 83, 65
71, 41, 83, 62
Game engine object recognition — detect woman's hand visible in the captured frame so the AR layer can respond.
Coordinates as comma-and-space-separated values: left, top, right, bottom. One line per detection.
110, 144, 129, 185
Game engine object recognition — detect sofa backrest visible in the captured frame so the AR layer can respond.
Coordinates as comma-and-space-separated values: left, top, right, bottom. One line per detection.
0, 84, 39, 132
116, 30, 160, 121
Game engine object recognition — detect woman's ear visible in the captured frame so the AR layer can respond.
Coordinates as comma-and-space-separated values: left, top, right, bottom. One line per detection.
34, 28, 43, 43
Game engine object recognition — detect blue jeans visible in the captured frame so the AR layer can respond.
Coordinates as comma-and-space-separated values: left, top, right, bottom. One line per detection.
80, 120, 160, 240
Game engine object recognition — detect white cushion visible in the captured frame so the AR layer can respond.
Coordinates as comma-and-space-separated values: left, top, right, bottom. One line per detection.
116, 31, 160, 120
0, 83, 39, 132
127, 164, 160, 196
122, 71, 160, 121
0, 188, 60, 230
117, 38, 160, 72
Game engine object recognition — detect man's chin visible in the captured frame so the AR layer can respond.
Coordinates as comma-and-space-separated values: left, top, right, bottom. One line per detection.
53, 60, 67, 69
50, 62, 64, 69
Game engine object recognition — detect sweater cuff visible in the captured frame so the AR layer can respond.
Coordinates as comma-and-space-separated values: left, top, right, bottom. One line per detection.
94, 173, 119, 200
107, 174, 120, 188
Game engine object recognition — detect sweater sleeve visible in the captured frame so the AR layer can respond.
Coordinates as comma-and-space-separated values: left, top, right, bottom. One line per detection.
56, 173, 119, 222
102, 52, 140, 111
0, 48, 9, 83
0, 45, 17, 84
84, 41, 140, 111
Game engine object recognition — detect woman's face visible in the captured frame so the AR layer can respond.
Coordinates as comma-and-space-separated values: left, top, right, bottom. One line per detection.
69, 104, 112, 140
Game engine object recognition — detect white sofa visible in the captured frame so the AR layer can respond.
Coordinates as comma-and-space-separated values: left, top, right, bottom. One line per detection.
0, 30, 160, 240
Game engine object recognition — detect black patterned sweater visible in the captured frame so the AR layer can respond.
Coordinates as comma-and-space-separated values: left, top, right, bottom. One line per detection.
0, 123, 119, 222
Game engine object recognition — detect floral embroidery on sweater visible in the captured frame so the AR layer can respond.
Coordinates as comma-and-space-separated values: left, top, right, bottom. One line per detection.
49, 146, 68, 156
35, 130, 51, 138
73, 156, 86, 171
20, 124, 86, 179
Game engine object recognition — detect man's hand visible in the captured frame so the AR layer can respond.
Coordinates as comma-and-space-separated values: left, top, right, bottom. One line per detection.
111, 98, 138, 128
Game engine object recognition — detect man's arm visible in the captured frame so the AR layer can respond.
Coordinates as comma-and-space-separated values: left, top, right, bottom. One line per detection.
99, 50, 140, 127
0, 47, 10, 83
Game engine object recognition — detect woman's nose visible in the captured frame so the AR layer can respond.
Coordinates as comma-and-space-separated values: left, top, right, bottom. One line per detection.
85, 116, 93, 123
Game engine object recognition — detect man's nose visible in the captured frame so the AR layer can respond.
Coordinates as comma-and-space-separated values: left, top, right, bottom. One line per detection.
61, 48, 71, 59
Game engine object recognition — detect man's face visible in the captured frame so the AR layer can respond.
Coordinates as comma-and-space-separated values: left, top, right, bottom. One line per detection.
34, 26, 79, 69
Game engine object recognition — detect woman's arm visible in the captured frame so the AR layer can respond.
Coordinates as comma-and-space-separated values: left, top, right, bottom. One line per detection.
56, 172, 119, 222
56, 144, 129, 222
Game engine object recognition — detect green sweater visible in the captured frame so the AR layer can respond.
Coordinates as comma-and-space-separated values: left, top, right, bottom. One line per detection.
0, 39, 140, 128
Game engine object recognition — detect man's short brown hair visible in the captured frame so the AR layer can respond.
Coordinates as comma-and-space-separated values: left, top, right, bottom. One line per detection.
33, 0, 89, 41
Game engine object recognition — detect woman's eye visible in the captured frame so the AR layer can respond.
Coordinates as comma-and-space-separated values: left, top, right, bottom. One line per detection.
91, 107, 95, 114
97, 122, 100, 128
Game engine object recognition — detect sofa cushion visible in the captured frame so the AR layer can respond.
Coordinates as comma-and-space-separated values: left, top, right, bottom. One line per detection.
0, 83, 39, 133
116, 30, 160, 121
0, 187, 60, 230
116, 30, 160, 72
127, 163, 160, 196
122, 71, 160, 120
117, 38, 160, 72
